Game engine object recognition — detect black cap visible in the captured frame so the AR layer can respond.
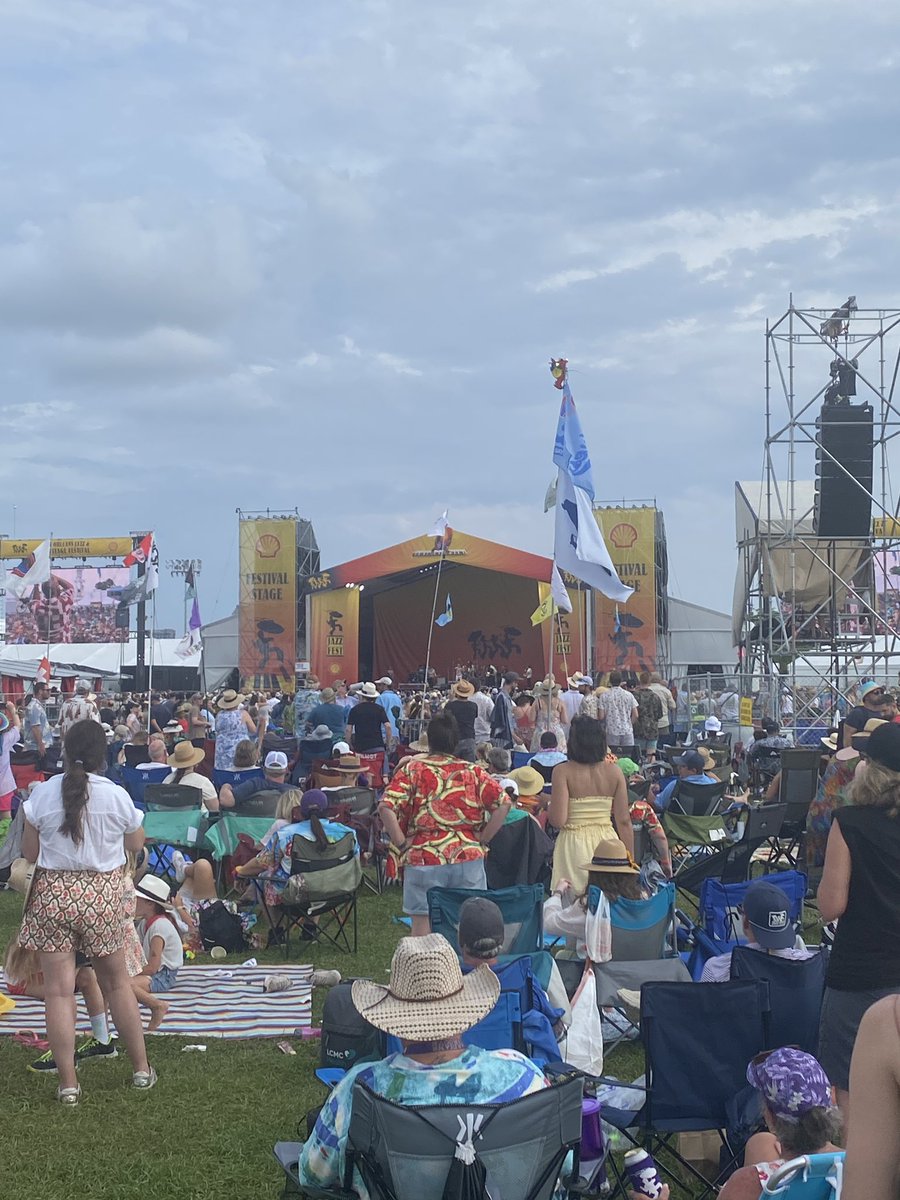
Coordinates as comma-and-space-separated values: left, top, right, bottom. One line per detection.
761, 717, 779, 734
458, 897, 505, 959
866, 722, 900, 772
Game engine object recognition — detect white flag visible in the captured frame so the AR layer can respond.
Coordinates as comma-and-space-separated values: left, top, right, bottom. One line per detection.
551, 563, 573, 614
427, 510, 449, 538
554, 471, 633, 603
5, 539, 51, 599
174, 628, 202, 659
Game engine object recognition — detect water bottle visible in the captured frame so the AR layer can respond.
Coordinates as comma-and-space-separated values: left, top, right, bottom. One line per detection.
623, 1148, 664, 1198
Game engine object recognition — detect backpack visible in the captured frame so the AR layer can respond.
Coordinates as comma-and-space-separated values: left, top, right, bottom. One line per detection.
197, 901, 246, 953
634, 688, 663, 740
320, 981, 386, 1070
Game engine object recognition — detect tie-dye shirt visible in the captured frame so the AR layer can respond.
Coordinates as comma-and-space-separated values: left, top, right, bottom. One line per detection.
298, 1046, 548, 1198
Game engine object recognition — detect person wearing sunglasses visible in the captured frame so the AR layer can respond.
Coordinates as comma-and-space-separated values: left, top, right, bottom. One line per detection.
840, 680, 888, 748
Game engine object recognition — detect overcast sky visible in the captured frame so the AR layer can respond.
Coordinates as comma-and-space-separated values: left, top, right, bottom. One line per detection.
3, 0, 900, 631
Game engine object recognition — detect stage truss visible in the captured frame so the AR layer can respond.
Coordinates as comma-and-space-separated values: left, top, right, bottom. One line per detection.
737, 300, 900, 729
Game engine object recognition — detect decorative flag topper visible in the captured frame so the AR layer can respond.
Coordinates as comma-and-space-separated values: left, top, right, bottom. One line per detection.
550, 358, 568, 389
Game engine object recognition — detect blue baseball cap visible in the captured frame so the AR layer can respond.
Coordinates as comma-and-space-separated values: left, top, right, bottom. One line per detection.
742, 880, 795, 949
674, 749, 704, 772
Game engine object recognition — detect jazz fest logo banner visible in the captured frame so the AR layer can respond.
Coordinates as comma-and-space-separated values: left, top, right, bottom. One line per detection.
593, 507, 657, 675
310, 587, 360, 683
238, 518, 297, 690
536, 581, 586, 672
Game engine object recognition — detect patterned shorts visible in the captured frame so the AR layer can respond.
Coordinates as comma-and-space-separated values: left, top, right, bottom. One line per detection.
19, 868, 127, 958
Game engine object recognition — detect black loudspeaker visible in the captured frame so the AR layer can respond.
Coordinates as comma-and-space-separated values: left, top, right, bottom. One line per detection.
814, 403, 874, 537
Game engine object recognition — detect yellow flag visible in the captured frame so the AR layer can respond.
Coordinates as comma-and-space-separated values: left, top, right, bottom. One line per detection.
530, 588, 556, 626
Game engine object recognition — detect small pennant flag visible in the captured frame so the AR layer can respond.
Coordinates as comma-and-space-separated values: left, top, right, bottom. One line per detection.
123, 533, 159, 594
35, 656, 51, 683
531, 564, 574, 625
185, 565, 196, 600
435, 594, 453, 627
427, 510, 449, 539
6, 539, 51, 599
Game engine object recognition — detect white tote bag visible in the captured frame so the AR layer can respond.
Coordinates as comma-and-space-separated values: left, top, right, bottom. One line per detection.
565, 962, 604, 1076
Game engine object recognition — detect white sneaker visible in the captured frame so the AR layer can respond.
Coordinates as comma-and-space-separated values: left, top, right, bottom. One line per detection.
171, 850, 187, 884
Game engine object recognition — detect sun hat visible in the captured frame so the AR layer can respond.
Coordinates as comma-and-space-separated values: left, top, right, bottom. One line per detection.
8, 858, 36, 905
351, 934, 500, 1041
741, 880, 795, 949
333, 741, 351, 755
167, 740, 205, 769
319, 687, 336, 703
135, 874, 175, 910
264, 750, 289, 772
704, 715, 722, 732
820, 732, 839, 752
218, 689, 243, 710
616, 757, 641, 777
498, 777, 518, 796
583, 837, 640, 875
451, 679, 475, 699
697, 746, 718, 773
176, 703, 192, 715
408, 736, 430, 753
337, 754, 362, 770
358, 682, 379, 700
310, 724, 333, 740
674, 748, 705, 772
746, 1047, 833, 1122
458, 898, 505, 960
851, 717, 888, 752
860, 680, 883, 700
304, 674, 320, 689
508, 765, 545, 797
0, 711, 10, 735
163, 720, 183, 734
300, 789, 328, 818
863, 721, 900, 772
568, 673, 592, 689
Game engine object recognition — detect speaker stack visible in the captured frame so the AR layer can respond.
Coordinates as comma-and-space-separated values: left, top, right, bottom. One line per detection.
813, 403, 874, 538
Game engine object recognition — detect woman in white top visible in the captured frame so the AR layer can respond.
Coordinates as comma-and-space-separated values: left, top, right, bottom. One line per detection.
19, 719, 155, 1103
164, 740, 219, 812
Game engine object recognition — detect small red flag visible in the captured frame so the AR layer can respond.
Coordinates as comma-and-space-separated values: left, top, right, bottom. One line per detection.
123, 532, 154, 569
36, 656, 51, 683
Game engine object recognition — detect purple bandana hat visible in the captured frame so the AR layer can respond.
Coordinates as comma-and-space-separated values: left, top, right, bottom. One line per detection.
747, 1047, 832, 1123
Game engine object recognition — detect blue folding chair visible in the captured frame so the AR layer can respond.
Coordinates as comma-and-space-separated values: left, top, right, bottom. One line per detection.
699, 870, 807, 946
427, 884, 544, 956
729, 945, 828, 1055
761, 1153, 845, 1197
211, 766, 265, 790
387, 992, 524, 1057
119, 764, 169, 808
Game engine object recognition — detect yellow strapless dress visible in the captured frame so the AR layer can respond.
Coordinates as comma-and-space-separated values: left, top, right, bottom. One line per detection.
551, 795, 617, 895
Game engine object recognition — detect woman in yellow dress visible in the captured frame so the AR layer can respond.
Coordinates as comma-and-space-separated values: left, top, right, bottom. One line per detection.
549, 714, 633, 894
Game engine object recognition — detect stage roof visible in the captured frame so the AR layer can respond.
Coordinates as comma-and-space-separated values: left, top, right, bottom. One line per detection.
312, 529, 553, 592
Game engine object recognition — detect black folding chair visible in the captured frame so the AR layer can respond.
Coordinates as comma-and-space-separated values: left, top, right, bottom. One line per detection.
601, 979, 771, 1198
769, 748, 820, 868
278, 832, 362, 956
143, 784, 203, 809
231, 788, 285, 816
729, 944, 827, 1054
667, 780, 727, 817
274, 1073, 584, 1200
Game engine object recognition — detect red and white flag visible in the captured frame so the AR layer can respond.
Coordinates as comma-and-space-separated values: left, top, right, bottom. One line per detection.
35, 656, 51, 684
123, 533, 153, 568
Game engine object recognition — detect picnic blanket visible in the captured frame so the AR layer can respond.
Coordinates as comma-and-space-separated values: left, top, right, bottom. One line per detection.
0, 963, 313, 1040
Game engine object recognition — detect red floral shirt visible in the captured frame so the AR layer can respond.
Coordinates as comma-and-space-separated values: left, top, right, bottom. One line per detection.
381, 754, 502, 867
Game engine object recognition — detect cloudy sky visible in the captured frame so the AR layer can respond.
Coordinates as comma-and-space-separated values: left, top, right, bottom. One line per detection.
3, 0, 900, 631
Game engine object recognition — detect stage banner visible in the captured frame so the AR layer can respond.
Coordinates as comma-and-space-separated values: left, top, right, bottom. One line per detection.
537, 583, 588, 677
593, 507, 658, 676
309, 587, 359, 684
239, 518, 296, 691
373, 564, 546, 685
0, 537, 133, 560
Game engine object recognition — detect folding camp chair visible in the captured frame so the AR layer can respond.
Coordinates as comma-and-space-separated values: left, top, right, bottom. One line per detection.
231, 788, 284, 816
760, 1153, 845, 1198
144, 784, 203, 810
601, 979, 771, 1198
427, 884, 544, 955
672, 802, 787, 895
749, 746, 783, 793
120, 765, 169, 808
698, 869, 807, 947
212, 766, 265, 790
142, 785, 205, 877
277, 832, 362, 956
667, 779, 727, 816
274, 1073, 584, 1200
484, 816, 553, 890
387, 991, 525, 1057
729, 944, 827, 1055
768, 748, 820, 869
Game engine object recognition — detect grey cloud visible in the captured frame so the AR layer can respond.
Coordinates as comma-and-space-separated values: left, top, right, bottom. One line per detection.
51, 327, 227, 384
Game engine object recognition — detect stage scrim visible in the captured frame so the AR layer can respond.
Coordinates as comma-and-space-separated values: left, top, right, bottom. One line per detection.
238, 517, 297, 690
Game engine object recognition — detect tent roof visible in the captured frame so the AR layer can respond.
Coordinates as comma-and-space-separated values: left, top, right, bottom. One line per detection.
0, 640, 192, 679
316, 529, 553, 590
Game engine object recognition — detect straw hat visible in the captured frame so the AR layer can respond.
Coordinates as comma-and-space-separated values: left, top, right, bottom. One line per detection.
533, 679, 559, 697
508, 765, 545, 797
305, 674, 320, 689
319, 687, 336, 703
218, 690, 243, 710
135, 874, 175, 910
408, 736, 430, 753
358, 682, 379, 699
451, 679, 475, 699
697, 746, 718, 774
8, 858, 36, 904
582, 837, 640, 875
351, 934, 500, 1041
167, 740, 205, 769
337, 754, 362, 770
820, 732, 839, 752
851, 718, 887, 752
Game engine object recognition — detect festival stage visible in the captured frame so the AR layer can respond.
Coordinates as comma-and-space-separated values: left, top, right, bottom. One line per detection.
306, 529, 586, 685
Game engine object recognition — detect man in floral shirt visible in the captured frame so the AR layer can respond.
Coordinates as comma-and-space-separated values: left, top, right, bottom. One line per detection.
379, 712, 511, 935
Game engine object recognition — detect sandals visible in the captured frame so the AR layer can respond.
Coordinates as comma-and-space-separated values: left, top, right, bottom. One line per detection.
13, 1030, 49, 1051
56, 1085, 81, 1106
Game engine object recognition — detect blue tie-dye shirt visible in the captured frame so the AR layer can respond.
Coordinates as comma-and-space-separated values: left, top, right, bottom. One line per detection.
298, 1045, 548, 1198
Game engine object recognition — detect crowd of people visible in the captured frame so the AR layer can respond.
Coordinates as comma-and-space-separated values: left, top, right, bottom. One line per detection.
1, 666, 899, 1198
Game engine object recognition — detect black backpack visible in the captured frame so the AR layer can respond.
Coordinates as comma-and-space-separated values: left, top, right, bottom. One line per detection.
197, 901, 246, 953
320, 981, 386, 1070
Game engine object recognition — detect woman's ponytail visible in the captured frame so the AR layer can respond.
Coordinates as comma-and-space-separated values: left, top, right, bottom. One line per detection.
59, 720, 108, 846
309, 810, 329, 851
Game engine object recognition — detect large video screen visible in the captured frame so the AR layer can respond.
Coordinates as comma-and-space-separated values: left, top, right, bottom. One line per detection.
5, 566, 130, 644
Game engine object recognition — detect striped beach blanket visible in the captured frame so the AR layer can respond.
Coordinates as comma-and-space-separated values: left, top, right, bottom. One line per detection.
0, 963, 313, 1040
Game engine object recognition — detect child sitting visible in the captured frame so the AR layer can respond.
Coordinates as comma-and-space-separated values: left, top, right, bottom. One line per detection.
132, 875, 184, 1030
4, 928, 118, 1072
543, 836, 646, 957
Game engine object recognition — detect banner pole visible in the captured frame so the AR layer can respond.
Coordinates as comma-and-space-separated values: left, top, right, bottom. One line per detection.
44, 531, 53, 680
421, 544, 447, 708
146, 591, 156, 733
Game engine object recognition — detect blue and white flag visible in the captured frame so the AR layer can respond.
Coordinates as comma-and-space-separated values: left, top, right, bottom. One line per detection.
435, 594, 453, 627
552, 382, 633, 603
5, 538, 51, 599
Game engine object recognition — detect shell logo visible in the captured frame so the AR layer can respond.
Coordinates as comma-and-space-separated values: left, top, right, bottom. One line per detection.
609, 523, 638, 549
256, 533, 281, 559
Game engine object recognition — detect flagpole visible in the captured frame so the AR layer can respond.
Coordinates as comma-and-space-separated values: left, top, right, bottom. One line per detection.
44, 532, 53, 689
146, 591, 156, 734
421, 544, 447, 711
576, 584, 585, 673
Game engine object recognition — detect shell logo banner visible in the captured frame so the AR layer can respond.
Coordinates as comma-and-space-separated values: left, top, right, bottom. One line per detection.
593, 507, 658, 675
238, 518, 297, 691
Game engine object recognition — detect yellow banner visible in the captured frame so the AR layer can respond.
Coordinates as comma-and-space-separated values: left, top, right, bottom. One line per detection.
238, 519, 297, 690
874, 517, 900, 539
310, 587, 360, 683
537, 582, 586, 672
0, 537, 133, 559
593, 507, 658, 674
739, 696, 754, 726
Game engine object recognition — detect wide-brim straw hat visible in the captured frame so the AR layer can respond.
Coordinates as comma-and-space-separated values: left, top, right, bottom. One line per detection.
358, 682, 379, 699
582, 837, 640, 875
167, 740, 205, 769
337, 754, 362, 770
820, 733, 839, 752
508, 765, 545, 797
134, 874, 176, 911
451, 680, 475, 699
218, 690, 243, 710
352, 934, 499, 1041
697, 747, 718, 773
408, 737, 430, 753
533, 681, 559, 697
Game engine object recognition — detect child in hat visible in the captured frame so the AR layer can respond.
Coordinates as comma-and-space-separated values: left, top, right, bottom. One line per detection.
132, 875, 184, 1029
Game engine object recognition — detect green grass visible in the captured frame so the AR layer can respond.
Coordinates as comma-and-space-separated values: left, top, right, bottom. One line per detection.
0, 883, 407, 1200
